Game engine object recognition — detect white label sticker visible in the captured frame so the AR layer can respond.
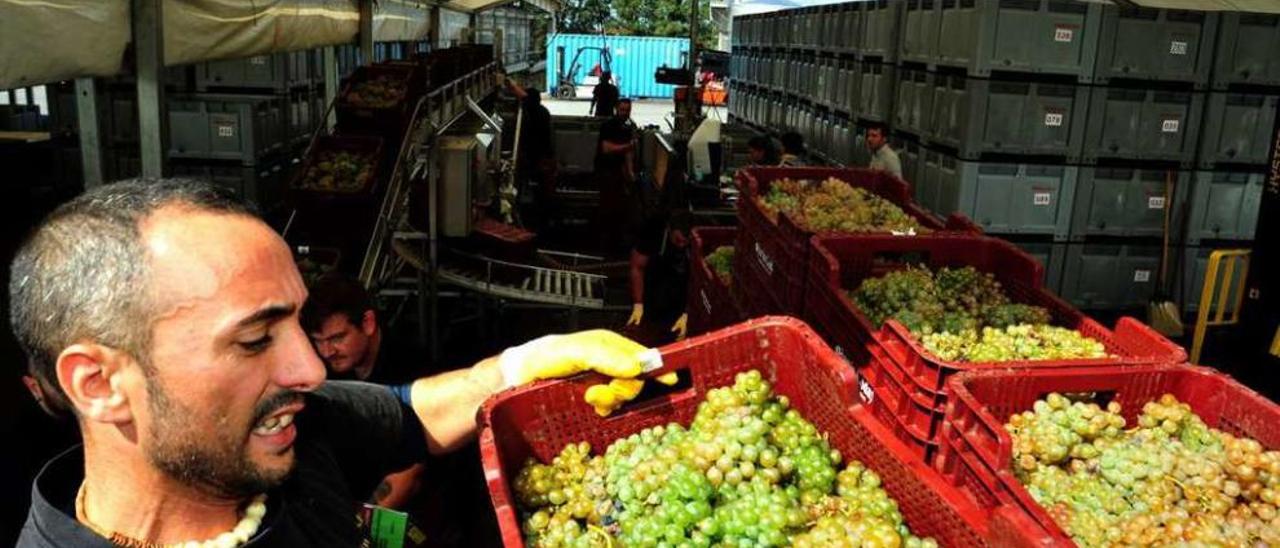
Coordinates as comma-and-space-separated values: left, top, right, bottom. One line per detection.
216, 124, 234, 138
753, 242, 774, 275
1134, 270, 1152, 283
1044, 112, 1065, 127
1148, 196, 1166, 210
250, 56, 268, 65
1161, 119, 1181, 133
1170, 41, 1188, 55
1033, 192, 1052, 206
1054, 27, 1074, 43
701, 290, 713, 315
859, 377, 875, 404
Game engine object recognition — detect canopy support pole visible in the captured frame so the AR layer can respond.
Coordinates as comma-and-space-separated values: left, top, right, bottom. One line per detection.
75, 78, 105, 187
133, 0, 167, 178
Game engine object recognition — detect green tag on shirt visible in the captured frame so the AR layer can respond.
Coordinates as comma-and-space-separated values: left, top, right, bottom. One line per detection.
369, 506, 408, 548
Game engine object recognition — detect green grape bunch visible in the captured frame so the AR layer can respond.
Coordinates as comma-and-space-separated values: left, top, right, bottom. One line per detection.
1007, 393, 1280, 547
705, 246, 735, 286
849, 265, 1107, 363
757, 178, 927, 235
513, 371, 938, 547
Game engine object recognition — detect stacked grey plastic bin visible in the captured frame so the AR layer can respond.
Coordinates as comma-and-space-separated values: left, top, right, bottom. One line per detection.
729, 1, 1278, 314
728, 2, 899, 169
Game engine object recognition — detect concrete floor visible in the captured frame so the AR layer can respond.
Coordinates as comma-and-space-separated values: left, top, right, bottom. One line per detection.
544, 97, 728, 130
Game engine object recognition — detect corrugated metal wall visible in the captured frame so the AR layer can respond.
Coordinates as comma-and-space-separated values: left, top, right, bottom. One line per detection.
439, 8, 473, 48
545, 34, 690, 99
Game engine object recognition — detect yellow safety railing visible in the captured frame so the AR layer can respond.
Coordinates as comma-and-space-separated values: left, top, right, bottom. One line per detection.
1190, 249, 1251, 363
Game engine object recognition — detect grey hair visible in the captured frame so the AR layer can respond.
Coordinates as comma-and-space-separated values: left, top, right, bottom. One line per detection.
8, 178, 258, 416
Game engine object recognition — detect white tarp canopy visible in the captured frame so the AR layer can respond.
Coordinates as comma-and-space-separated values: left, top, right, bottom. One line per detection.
0, 0, 553, 89
0, 1, 132, 89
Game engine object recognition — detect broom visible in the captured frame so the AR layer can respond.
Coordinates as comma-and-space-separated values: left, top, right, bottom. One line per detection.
1148, 170, 1184, 337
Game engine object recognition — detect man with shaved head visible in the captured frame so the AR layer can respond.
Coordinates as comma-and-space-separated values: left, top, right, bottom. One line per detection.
12, 178, 650, 546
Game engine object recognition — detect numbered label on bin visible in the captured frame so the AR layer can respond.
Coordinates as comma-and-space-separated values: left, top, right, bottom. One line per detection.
1033, 192, 1053, 206
1134, 270, 1152, 283
1044, 112, 1065, 127
217, 124, 235, 138
1053, 26, 1074, 43
1170, 41, 1188, 55
859, 377, 875, 404
1161, 119, 1181, 133
1148, 196, 1166, 210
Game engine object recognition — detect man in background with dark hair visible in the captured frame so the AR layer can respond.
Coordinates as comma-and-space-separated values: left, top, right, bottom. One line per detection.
596, 98, 640, 253
779, 132, 807, 166
301, 275, 426, 385
590, 71, 619, 118
747, 135, 779, 167
505, 78, 558, 226
865, 121, 903, 179
300, 275, 432, 525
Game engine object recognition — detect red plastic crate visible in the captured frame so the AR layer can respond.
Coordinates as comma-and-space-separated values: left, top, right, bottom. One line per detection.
804, 233, 1187, 462
290, 135, 385, 196
336, 62, 423, 136
730, 229, 786, 318
734, 166, 975, 312
687, 227, 745, 336
937, 364, 1280, 546
478, 317, 990, 547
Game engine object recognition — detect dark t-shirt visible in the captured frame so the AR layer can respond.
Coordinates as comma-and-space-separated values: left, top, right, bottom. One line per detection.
595, 118, 634, 174
329, 336, 430, 387
519, 102, 554, 164
634, 218, 690, 324
17, 381, 428, 547
592, 82, 619, 117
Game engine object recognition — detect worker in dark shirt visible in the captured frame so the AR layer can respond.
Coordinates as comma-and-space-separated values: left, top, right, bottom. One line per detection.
11, 178, 657, 547
625, 212, 691, 347
300, 275, 428, 512
505, 79, 558, 227
590, 71, 619, 118
595, 98, 639, 253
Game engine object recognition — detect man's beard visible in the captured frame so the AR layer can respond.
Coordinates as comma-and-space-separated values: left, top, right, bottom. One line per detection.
144, 376, 302, 498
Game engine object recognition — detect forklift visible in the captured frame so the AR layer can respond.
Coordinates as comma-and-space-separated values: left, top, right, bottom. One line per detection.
553, 45, 614, 99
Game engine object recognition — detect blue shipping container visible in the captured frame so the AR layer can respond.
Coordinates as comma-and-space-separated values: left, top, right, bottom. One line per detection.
545, 34, 690, 99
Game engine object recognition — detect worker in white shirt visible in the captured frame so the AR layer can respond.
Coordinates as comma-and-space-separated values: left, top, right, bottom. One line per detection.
865, 122, 903, 179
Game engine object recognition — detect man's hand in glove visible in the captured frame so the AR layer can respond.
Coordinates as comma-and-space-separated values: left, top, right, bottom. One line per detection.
497, 329, 679, 416
498, 330, 647, 387
671, 314, 688, 341
626, 303, 644, 327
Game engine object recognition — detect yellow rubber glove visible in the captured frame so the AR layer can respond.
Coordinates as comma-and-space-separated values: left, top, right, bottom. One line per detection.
498, 330, 647, 388
583, 378, 646, 416
626, 303, 644, 327
671, 314, 689, 341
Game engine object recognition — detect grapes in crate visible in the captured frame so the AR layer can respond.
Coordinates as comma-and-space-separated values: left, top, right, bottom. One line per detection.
296, 151, 374, 193
512, 371, 938, 547
849, 266, 1106, 363
706, 246, 735, 286
1006, 393, 1280, 547
346, 75, 408, 108
758, 178, 926, 234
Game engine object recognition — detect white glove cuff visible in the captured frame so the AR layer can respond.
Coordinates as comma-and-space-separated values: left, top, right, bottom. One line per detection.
498, 334, 561, 388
